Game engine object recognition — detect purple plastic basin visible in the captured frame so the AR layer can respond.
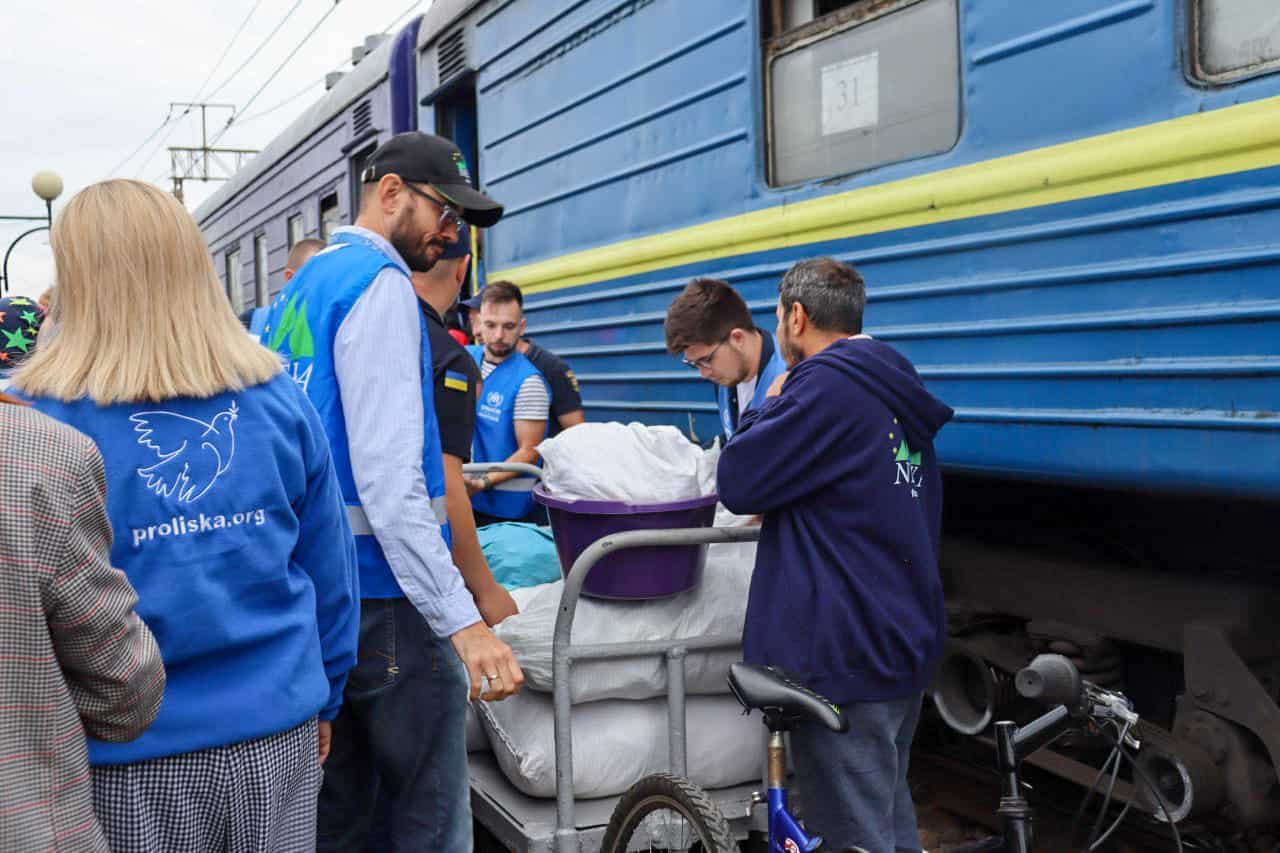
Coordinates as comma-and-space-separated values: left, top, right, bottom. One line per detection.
533, 485, 719, 600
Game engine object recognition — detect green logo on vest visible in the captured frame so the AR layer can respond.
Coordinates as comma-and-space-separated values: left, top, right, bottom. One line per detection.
268, 294, 314, 359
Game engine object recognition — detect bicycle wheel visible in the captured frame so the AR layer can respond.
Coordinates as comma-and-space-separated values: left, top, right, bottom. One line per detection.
600, 773, 737, 853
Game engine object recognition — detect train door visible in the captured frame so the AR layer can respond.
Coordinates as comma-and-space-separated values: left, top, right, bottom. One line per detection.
434, 85, 484, 298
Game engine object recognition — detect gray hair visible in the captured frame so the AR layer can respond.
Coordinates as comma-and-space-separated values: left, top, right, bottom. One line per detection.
778, 258, 865, 334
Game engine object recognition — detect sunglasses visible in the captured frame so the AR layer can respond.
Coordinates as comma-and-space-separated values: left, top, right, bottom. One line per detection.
681, 336, 729, 369
403, 182, 464, 233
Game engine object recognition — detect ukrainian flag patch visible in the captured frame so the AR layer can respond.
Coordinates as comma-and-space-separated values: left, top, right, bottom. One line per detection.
444, 370, 469, 392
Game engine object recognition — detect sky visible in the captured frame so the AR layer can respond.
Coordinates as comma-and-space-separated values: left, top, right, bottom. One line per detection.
0, 0, 428, 300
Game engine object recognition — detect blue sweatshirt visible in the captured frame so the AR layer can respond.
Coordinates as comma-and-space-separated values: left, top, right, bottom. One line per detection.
717, 337, 954, 705
30, 373, 359, 764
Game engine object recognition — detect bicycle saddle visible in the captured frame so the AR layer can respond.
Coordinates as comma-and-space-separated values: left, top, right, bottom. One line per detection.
728, 663, 848, 732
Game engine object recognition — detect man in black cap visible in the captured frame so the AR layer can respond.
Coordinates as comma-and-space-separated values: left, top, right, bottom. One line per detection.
261, 131, 519, 853
411, 227, 518, 626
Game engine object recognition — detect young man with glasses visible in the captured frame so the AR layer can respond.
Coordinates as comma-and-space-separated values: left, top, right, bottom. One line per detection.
261, 131, 523, 852
664, 277, 788, 439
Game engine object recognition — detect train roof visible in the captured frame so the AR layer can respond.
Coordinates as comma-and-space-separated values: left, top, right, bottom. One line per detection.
416, 0, 481, 51
192, 26, 404, 227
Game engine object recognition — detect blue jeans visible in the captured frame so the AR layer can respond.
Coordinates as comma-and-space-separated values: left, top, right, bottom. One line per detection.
790, 692, 923, 853
316, 598, 472, 853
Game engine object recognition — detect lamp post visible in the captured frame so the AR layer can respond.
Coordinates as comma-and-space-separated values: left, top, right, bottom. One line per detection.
2, 170, 63, 294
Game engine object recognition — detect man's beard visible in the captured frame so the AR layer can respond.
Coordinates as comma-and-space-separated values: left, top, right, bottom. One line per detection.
778, 326, 803, 368
485, 341, 514, 360
390, 224, 446, 273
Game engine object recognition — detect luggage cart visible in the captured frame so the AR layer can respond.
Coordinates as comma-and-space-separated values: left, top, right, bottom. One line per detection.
465, 516, 762, 853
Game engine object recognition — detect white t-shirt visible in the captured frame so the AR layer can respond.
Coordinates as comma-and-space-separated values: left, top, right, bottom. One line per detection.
736, 374, 758, 415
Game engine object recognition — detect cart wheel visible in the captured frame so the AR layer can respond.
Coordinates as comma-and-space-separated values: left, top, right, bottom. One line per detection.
601, 773, 736, 853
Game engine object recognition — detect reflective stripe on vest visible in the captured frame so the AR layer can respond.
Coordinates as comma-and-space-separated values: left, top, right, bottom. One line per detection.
346, 500, 447, 537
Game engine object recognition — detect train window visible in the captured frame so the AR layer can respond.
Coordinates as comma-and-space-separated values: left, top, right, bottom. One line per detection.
225, 248, 242, 313
764, 0, 959, 186
253, 234, 269, 307
349, 144, 377, 225
1191, 0, 1280, 83
287, 214, 304, 248
319, 193, 340, 240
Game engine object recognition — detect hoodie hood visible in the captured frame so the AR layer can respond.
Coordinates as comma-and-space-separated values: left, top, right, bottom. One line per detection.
805, 337, 953, 451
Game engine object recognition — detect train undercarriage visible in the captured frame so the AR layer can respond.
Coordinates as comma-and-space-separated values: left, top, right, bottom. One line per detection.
930, 477, 1280, 839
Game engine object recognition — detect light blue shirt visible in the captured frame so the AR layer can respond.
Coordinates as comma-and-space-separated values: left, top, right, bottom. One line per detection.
332, 226, 481, 637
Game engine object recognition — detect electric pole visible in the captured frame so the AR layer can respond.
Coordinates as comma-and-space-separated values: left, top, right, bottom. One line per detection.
166, 102, 257, 203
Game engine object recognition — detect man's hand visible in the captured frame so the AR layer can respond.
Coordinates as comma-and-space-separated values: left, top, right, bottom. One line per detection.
464, 476, 486, 497
475, 583, 519, 626
318, 720, 332, 765
450, 621, 524, 701
765, 371, 789, 398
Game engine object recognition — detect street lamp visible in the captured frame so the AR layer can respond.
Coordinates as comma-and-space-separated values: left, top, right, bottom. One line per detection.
2, 170, 63, 294
31, 171, 63, 225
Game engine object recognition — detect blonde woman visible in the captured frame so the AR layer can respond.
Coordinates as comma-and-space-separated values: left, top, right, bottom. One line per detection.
15, 179, 359, 853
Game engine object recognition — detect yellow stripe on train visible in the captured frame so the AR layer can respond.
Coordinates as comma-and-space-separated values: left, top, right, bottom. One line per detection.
493, 94, 1280, 294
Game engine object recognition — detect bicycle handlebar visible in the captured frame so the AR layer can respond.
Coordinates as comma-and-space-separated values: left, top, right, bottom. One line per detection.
1015, 654, 1083, 709
1015, 654, 1138, 730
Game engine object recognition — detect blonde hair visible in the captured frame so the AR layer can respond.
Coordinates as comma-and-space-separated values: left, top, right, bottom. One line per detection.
15, 180, 280, 403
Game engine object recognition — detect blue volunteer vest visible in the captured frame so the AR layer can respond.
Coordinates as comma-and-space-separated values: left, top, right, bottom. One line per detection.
468, 346, 547, 519
717, 332, 788, 439
262, 230, 451, 599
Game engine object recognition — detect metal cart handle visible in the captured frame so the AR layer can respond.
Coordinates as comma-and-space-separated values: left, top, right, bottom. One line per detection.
549, 525, 762, 853
461, 462, 543, 481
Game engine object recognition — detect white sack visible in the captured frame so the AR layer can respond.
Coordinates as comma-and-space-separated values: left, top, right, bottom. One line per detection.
477, 691, 762, 799
496, 527, 757, 702
537, 422, 707, 503
465, 703, 489, 752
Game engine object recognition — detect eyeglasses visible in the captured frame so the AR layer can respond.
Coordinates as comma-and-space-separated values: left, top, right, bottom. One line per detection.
681, 336, 729, 369
403, 182, 464, 233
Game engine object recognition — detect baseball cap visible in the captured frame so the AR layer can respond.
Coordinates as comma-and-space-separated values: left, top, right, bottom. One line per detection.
460, 288, 483, 310
440, 223, 471, 260
0, 296, 45, 369
361, 132, 503, 227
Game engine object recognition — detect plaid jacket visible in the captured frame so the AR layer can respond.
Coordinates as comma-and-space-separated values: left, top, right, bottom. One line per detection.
0, 403, 165, 852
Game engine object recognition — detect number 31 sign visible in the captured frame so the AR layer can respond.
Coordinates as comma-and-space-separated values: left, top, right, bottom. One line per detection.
821, 51, 879, 137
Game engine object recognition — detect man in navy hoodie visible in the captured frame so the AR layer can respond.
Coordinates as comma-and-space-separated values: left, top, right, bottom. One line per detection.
718, 257, 953, 853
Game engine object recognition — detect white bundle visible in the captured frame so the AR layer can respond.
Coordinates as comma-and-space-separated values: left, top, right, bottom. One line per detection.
477, 691, 762, 799
495, 524, 756, 702
537, 422, 711, 503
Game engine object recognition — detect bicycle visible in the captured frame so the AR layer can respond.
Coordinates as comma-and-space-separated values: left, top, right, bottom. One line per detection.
949, 653, 1184, 853
601, 662, 858, 853
601, 654, 1184, 853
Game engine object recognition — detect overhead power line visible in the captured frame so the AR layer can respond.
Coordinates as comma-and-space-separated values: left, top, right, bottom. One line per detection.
104, 105, 176, 178
191, 0, 269, 102
381, 0, 425, 34
235, 0, 424, 131
233, 77, 326, 126
205, 0, 309, 101
107, 0, 266, 179
213, 0, 345, 144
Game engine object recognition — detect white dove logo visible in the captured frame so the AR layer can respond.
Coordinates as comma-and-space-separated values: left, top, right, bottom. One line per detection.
130, 402, 239, 503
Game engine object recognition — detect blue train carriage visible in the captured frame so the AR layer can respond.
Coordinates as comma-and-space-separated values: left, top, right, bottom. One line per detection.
433, 0, 1280, 834
196, 14, 425, 316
